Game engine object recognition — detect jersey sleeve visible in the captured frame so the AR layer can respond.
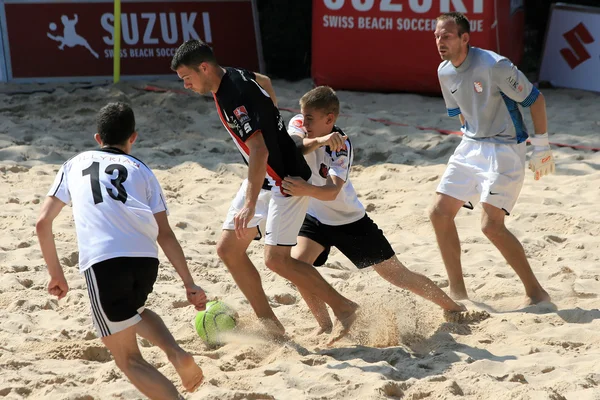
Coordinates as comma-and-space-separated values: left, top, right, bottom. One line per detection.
146, 170, 169, 215
492, 58, 540, 107
328, 138, 352, 182
438, 66, 461, 117
287, 114, 307, 138
237, 68, 256, 81
47, 164, 71, 204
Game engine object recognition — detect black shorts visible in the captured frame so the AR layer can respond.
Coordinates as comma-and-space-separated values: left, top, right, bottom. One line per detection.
84, 257, 159, 337
298, 214, 395, 269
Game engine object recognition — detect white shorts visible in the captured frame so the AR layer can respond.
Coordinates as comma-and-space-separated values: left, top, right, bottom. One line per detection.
222, 179, 309, 246
437, 139, 526, 215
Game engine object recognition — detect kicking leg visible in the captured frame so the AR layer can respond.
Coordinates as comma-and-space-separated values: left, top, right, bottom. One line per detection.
372, 256, 465, 312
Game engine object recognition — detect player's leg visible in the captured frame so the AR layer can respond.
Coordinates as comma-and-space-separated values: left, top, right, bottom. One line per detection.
429, 193, 469, 299
335, 215, 466, 312
136, 309, 203, 392
84, 262, 183, 399
372, 256, 465, 311
480, 203, 550, 305
291, 234, 332, 334
429, 141, 481, 300
479, 141, 550, 305
102, 325, 183, 400
263, 194, 358, 344
217, 181, 283, 334
125, 258, 202, 391
217, 229, 284, 334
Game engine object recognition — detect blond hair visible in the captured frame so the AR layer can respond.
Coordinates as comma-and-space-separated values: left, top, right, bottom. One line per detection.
299, 86, 340, 117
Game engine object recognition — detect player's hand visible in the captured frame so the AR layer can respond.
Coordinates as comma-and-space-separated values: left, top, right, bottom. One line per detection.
282, 176, 311, 197
48, 274, 69, 300
233, 204, 255, 239
528, 133, 555, 181
185, 284, 207, 311
317, 132, 346, 153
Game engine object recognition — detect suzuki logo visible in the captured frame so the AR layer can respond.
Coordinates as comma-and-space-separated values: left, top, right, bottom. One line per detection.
560, 22, 594, 69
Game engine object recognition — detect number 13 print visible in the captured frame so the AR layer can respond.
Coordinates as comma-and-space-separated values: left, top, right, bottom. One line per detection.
82, 162, 129, 204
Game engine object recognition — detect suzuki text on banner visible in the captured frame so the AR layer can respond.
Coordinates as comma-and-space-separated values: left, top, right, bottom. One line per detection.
0, 0, 262, 82
311, 0, 525, 94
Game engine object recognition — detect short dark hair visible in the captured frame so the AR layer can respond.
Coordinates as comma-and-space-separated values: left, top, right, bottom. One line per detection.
171, 39, 217, 71
300, 86, 340, 117
437, 12, 470, 36
96, 102, 136, 146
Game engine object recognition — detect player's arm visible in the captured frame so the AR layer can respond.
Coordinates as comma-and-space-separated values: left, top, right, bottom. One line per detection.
244, 131, 269, 205
232, 130, 268, 237
287, 116, 346, 154
492, 58, 546, 133
289, 132, 345, 155
529, 92, 548, 134
303, 134, 346, 155
438, 72, 462, 124
254, 72, 278, 107
36, 196, 68, 299
493, 59, 554, 180
282, 174, 344, 201
154, 211, 206, 311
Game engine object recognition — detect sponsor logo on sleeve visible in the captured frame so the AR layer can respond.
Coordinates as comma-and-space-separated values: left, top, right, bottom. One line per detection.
234, 106, 251, 124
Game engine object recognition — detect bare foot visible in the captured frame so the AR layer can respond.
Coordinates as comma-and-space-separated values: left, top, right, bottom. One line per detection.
447, 302, 468, 312
327, 303, 359, 347
521, 290, 551, 307
312, 324, 332, 336
260, 317, 286, 339
444, 309, 491, 324
170, 351, 203, 392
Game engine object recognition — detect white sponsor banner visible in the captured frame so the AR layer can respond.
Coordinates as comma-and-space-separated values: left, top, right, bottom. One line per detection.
539, 3, 600, 92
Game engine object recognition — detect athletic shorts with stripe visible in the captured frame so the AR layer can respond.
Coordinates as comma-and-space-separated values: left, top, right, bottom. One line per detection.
222, 179, 309, 246
84, 257, 158, 337
299, 213, 395, 269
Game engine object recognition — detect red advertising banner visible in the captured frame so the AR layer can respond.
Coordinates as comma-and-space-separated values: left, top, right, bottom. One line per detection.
0, 0, 262, 81
312, 0, 524, 94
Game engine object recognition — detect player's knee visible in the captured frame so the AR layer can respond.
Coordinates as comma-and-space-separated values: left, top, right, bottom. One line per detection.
216, 240, 229, 261
481, 221, 504, 240
114, 352, 145, 374
374, 259, 408, 281
216, 238, 242, 263
264, 251, 287, 274
429, 203, 450, 224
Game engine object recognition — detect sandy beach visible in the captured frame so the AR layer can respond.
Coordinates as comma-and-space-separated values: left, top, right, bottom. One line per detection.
1, 79, 599, 399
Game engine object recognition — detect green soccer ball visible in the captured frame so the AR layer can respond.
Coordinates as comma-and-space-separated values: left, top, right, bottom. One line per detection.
194, 301, 237, 346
